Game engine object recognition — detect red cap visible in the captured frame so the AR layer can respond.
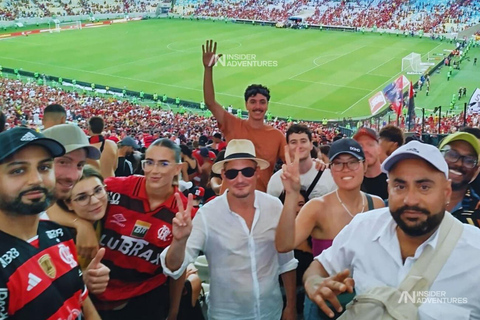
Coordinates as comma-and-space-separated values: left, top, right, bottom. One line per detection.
353, 127, 378, 142
191, 187, 205, 199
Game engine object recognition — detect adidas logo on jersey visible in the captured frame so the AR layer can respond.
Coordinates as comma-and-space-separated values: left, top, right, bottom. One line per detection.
20, 132, 38, 142
27, 273, 42, 291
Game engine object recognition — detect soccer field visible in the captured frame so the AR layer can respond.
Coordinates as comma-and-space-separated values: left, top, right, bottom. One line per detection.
0, 19, 456, 120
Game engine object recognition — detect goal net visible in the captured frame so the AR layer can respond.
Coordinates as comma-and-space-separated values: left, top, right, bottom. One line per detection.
401, 52, 429, 74
50, 20, 82, 33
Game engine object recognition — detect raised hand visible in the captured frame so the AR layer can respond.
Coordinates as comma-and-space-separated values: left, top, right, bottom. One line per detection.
172, 193, 194, 243
84, 248, 110, 295
305, 269, 355, 318
202, 39, 223, 68
280, 145, 301, 194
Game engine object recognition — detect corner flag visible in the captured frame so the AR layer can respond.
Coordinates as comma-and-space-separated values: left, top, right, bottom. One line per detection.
468, 88, 480, 114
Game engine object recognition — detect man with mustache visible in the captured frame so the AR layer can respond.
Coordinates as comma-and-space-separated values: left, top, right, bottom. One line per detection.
438, 132, 480, 225
303, 140, 480, 319
201, 40, 286, 192
41, 124, 102, 259
0, 127, 100, 319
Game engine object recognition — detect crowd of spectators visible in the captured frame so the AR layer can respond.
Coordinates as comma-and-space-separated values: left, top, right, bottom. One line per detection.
0, 77, 343, 145
191, 0, 480, 34
0, 0, 162, 20
1, 0, 479, 33
2, 77, 480, 150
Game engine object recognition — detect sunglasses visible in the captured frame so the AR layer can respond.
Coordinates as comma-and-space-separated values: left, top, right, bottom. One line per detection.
224, 167, 256, 180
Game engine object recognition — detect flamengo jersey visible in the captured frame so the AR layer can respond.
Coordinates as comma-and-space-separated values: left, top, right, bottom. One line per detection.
97, 175, 192, 302
0, 221, 87, 320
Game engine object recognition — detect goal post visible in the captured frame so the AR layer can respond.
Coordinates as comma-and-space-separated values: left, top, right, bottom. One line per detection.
402, 52, 435, 75
402, 53, 424, 74
60, 20, 82, 31
49, 20, 82, 33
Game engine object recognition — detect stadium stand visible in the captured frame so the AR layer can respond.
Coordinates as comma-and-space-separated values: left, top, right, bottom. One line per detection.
1, 0, 479, 32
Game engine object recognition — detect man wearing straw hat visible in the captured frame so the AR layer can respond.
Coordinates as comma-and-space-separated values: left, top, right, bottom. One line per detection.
161, 139, 299, 320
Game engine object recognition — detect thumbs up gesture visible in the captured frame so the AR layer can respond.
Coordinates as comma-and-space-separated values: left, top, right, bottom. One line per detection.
84, 248, 110, 295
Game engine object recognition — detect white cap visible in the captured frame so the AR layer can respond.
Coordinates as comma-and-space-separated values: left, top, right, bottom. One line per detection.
381, 140, 449, 179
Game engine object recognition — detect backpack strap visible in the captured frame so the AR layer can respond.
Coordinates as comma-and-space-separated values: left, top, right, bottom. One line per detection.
398, 212, 463, 307
306, 169, 324, 199
365, 193, 374, 210
99, 139, 106, 153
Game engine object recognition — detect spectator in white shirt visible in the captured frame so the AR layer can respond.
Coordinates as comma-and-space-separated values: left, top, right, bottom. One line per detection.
267, 124, 336, 200
161, 139, 298, 320
303, 141, 480, 319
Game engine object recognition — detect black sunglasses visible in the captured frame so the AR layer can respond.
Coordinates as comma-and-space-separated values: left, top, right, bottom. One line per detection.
224, 167, 256, 180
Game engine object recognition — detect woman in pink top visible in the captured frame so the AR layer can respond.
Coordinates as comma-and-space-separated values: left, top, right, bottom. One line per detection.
276, 138, 384, 320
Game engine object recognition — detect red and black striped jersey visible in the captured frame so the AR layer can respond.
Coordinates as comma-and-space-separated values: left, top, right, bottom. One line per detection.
0, 221, 87, 320
97, 175, 194, 302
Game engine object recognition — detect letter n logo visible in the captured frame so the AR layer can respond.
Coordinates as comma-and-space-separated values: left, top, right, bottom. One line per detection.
398, 291, 415, 304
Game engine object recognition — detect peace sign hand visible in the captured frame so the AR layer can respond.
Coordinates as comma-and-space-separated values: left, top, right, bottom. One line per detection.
172, 193, 194, 243
280, 145, 301, 194
202, 39, 223, 68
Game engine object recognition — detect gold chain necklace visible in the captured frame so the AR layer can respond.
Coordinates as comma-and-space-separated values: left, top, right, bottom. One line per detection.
335, 189, 365, 218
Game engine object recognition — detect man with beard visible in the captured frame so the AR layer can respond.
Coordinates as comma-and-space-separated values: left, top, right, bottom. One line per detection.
438, 132, 480, 224
202, 40, 286, 192
303, 141, 480, 319
0, 127, 101, 319
354, 127, 389, 200
41, 124, 102, 259
115, 136, 140, 177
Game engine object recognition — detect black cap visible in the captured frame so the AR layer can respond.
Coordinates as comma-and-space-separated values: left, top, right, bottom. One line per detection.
0, 127, 65, 162
328, 138, 365, 161
120, 136, 140, 149
199, 135, 208, 146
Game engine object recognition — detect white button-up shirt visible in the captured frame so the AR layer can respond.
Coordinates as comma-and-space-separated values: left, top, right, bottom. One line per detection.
161, 190, 297, 320
317, 208, 480, 320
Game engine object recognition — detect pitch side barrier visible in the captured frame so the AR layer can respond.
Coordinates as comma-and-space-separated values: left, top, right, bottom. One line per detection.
309, 24, 356, 32
232, 19, 356, 32
234, 19, 276, 27
0, 67, 204, 107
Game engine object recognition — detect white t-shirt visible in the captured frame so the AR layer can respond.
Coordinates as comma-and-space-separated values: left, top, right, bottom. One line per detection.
267, 163, 336, 199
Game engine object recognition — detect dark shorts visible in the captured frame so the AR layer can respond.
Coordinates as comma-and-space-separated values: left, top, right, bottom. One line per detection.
96, 285, 170, 320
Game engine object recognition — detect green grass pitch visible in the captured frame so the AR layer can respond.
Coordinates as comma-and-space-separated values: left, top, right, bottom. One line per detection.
0, 18, 463, 120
